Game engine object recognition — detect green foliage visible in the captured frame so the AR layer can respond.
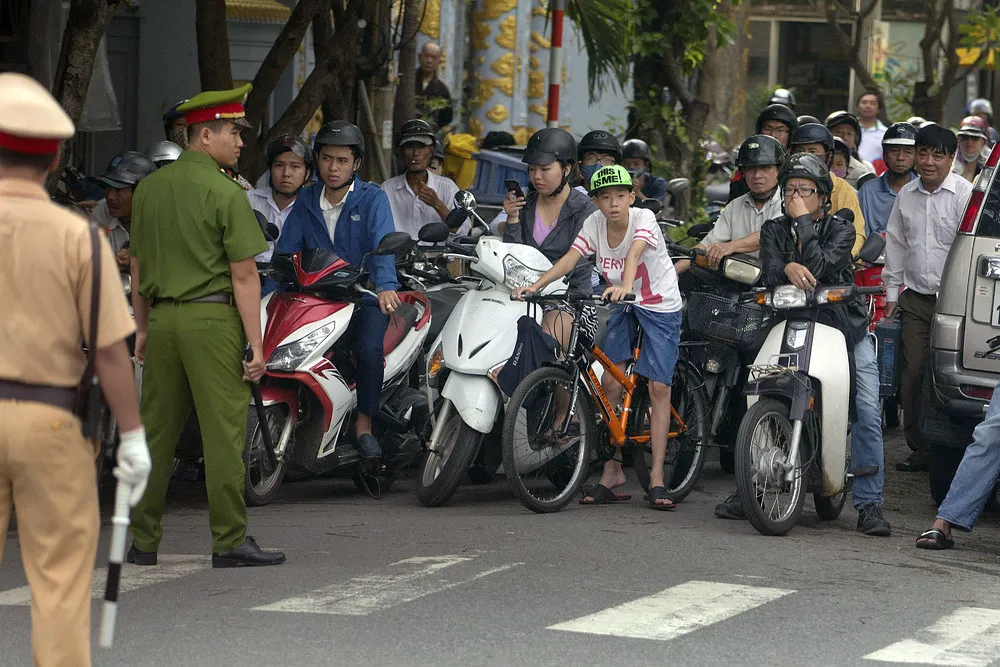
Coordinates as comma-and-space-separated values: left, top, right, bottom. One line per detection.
564, 0, 635, 102
880, 65, 915, 122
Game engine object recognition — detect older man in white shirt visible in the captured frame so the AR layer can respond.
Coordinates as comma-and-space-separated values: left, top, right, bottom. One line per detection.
676, 135, 786, 275
248, 134, 314, 261
382, 118, 467, 239
884, 124, 973, 472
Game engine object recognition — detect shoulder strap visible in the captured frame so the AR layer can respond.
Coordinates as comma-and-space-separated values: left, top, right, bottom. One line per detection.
83, 222, 101, 384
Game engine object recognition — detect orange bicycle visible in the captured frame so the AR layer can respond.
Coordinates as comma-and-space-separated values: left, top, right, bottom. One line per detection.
500, 293, 707, 513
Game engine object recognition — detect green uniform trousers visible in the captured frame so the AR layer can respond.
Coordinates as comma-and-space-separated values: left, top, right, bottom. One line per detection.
130, 302, 249, 553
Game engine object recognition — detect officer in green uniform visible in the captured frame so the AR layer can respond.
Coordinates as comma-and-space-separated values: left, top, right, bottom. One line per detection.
128, 84, 285, 567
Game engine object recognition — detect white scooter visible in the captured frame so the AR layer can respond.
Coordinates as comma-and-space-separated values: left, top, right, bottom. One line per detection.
416, 192, 568, 506
734, 234, 884, 536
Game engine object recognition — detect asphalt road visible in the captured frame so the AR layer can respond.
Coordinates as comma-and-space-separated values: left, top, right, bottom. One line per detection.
3, 429, 1000, 667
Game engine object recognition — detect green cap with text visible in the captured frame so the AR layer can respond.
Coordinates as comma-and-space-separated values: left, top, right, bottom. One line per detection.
588, 164, 633, 196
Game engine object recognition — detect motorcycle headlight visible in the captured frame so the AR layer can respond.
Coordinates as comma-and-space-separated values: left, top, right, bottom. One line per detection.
722, 258, 761, 285
771, 285, 808, 309
266, 323, 335, 372
502, 254, 543, 290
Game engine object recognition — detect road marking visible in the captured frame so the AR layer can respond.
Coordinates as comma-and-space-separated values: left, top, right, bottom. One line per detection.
864, 607, 1000, 666
0, 555, 211, 606
548, 580, 795, 642
252, 554, 522, 616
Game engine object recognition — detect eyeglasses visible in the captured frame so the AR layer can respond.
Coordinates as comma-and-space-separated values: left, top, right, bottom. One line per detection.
783, 186, 817, 197
581, 154, 617, 166
762, 125, 790, 136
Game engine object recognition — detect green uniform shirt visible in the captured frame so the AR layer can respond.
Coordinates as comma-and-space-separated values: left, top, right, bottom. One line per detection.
131, 150, 267, 301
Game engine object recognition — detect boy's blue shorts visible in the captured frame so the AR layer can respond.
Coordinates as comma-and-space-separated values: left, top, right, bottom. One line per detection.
602, 306, 682, 386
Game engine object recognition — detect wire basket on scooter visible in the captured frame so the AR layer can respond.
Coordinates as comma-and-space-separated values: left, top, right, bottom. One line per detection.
685, 291, 770, 352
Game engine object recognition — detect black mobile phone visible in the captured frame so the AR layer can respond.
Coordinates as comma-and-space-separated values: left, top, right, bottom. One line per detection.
504, 179, 525, 200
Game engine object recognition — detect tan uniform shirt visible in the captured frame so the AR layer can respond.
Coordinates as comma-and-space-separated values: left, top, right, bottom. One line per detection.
0, 179, 134, 388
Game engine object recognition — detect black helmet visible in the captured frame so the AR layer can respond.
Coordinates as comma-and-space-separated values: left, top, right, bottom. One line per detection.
266, 134, 316, 172
780, 152, 833, 197
314, 120, 365, 160
790, 123, 835, 154
736, 134, 786, 170
146, 141, 183, 167
797, 114, 820, 126
825, 111, 862, 146
578, 130, 622, 162
755, 104, 798, 136
968, 98, 994, 121
162, 99, 187, 139
832, 136, 851, 162
621, 138, 651, 162
93, 151, 157, 189
522, 127, 577, 166
769, 88, 796, 109
882, 122, 918, 147
396, 119, 436, 148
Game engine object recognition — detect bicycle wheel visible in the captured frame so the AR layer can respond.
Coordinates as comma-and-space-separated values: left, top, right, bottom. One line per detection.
501, 366, 594, 513
734, 398, 805, 536
633, 366, 707, 501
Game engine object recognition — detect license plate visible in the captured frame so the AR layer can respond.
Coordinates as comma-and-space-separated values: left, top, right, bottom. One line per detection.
992, 285, 1000, 326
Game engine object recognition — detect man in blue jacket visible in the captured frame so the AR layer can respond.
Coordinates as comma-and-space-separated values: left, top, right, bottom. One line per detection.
276, 120, 400, 459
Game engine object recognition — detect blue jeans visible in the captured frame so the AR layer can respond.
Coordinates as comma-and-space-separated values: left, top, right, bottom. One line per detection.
851, 336, 884, 509
352, 298, 389, 417
937, 382, 1000, 531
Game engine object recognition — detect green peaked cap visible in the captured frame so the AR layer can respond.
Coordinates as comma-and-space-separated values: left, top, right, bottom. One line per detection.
588, 164, 633, 195
177, 83, 253, 127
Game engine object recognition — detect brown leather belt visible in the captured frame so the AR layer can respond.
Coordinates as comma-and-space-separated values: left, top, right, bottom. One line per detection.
150, 293, 235, 308
0, 380, 76, 412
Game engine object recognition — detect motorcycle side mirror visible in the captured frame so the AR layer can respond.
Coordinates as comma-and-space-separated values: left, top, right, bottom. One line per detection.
637, 199, 663, 214
443, 207, 471, 231
454, 190, 478, 211
254, 211, 278, 241
374, 231, 416, 256
687, 223, 713, 240
667, 177, 690, 196
419, 221, 451, 243
855, 233, 886, 264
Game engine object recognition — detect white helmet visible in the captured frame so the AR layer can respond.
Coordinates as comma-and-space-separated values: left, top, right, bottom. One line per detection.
147, 141, 183, 167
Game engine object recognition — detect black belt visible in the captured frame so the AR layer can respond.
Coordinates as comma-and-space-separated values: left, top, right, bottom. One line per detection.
905, 290, 937, 300
0, 380, 76, 412
150, 293, 235, 308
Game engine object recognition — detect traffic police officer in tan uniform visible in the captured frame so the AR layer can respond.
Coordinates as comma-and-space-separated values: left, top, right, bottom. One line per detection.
128, 84, 285, 567
0, 73, 151, 666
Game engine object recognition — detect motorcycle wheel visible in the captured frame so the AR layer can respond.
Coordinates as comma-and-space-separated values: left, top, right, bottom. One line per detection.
814, 492, 847, 521
501, 366, 593, 513
633, 367, 708, 502
734, 398, 805, 536
416, 406, 483, 507
243, 406, 288, 507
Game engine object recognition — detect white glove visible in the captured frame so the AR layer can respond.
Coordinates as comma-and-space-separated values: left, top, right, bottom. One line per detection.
115, 427, 152, 506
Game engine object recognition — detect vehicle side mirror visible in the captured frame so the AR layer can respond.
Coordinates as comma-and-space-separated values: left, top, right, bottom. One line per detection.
687, 223, 713, 240
454, 190, 478, 211
856, 233, 885, 264
667, 177, 690, 196
254, 211, 277, 241
419, 221, 451, 243
375, 231, 416, 256
637, 199, 662, 214
443, 207, 471, 231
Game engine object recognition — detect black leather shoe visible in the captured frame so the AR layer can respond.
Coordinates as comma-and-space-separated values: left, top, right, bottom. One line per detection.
895, 452, 929, 472
212, 536, 286, 568
126, 544, 157, 566
714, 493, 746, 520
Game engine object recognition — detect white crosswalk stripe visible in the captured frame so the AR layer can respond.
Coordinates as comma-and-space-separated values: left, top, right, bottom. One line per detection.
252, 554, 522, 616
548, 580, 795, 642
0, 555, 212, 606
864, 607, 1000, 667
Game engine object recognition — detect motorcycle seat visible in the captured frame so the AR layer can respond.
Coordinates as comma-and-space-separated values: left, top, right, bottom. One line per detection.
425, 287, 465, 344
383, 301, 420, 355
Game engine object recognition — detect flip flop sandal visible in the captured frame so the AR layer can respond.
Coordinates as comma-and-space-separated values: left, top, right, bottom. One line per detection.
648, 485, 677, 511
579, 483, 632, 505
916, 528, 954, 550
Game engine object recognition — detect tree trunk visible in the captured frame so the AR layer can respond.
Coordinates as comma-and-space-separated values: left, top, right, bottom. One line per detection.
392, 0, 420, 138
196, 0, 234, 91
47, 0, 119, 190
700, 0, 749, 144
313, 1, 339, 124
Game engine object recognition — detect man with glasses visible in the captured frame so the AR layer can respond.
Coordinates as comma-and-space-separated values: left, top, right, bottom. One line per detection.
728, 104, 798, 202
884, 125, 973, 472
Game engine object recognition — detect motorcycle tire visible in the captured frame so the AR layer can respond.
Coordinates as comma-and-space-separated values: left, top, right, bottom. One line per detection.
416, 406, 483, 507
814, 492, 847, 521
734, 398, 806, 536
633, 367, 708, 502
243, 405, 289, 507
501, 366, 593, 513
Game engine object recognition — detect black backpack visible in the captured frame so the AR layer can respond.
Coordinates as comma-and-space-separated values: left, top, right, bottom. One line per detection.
497, 315, 559, 397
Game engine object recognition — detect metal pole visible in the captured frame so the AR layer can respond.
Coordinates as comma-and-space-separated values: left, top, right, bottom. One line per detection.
546, 0, 566, 127
358, 79, 391, 183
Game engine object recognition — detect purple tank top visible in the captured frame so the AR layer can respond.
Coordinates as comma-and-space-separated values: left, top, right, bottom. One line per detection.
532, 208, 555, 246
